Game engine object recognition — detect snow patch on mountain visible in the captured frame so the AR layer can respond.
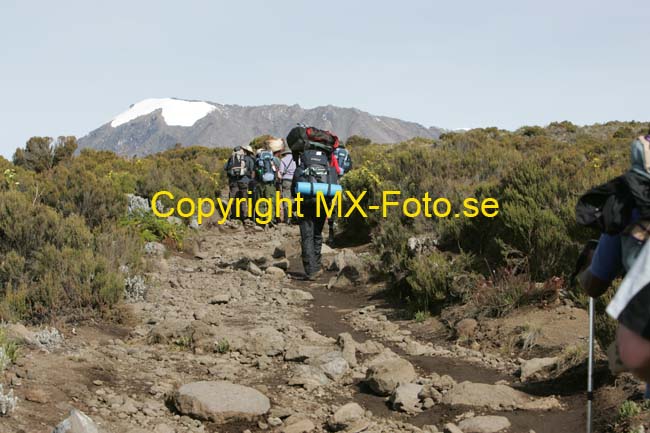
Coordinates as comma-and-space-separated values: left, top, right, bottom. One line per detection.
111, 98, 216, 128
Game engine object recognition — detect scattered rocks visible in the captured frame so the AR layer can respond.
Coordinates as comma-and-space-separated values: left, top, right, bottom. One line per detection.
365, 357, 417, 396
52, 409, 98, 433
172, 381, 270, 423
458, 416, 512, 433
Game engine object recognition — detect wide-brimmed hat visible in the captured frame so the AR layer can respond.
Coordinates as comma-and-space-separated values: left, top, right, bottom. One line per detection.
281, 148, 292, 156
241, 144, 254, 154
266, 138, 284, 153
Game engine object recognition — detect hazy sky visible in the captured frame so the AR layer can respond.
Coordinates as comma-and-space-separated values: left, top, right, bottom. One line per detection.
1, 0, 649, 158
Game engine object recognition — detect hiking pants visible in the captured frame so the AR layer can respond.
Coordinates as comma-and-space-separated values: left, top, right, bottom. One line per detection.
298, 203, 327, 276
229, 179, 251, 219
281, 179, 293, 223
255, 182, 277, 222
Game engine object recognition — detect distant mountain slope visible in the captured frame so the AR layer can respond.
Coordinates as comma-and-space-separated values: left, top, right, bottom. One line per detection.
78, 98, 442, 156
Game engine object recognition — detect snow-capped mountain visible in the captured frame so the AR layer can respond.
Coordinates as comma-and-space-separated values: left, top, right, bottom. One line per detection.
79, 98, 442, 156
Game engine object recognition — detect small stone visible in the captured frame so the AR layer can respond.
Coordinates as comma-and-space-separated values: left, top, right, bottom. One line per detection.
280, 419, 315, 433
92, 380, 103, 386
458, 416, 511, 433
24, 388, 49, 404
443, 423, 464, 433
455, 318, 478, 339
268, 417, 283, 427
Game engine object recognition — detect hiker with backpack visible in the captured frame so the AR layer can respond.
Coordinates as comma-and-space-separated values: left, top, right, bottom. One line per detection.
278, 147, 296, 224
327, 141, 353, 245
224, 144, 255, 219
286, 125, 342, 280
254, 138, 282, 224
576, 130, 650, 387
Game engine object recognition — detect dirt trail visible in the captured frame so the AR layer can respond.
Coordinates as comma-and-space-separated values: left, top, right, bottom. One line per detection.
1, 224, 590, 433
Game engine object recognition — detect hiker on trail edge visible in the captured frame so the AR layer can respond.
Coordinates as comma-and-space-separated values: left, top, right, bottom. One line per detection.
278, 147, 296, 224
327, 141, 353, 245
224, 144, 255, 219
254, 138, 282, 224
286, 125, 341, 280
577, 131, 650, 383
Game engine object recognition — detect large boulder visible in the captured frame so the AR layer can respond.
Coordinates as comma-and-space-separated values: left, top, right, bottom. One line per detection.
52, 409, 99, 433
172, 381, 270, 423
442, 381, 562, 411
458, 416, 511, 433
364, 357, 417, 396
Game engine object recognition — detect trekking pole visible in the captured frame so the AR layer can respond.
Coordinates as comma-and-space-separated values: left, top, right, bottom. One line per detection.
587, 296, 595, 433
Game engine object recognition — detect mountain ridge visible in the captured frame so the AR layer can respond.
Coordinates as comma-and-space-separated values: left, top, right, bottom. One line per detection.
78, 98, 442, 156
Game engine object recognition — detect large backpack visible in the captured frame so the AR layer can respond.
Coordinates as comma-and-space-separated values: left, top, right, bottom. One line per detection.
227, 149, 249, 178
293, 149, 339, 199
287, 125, 339, 154
256, 150, 277, 183
333, 147, 352, 175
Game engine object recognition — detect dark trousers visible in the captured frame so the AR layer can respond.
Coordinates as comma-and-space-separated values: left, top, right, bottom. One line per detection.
229, 179, 251, 219
298, 203, 326, 276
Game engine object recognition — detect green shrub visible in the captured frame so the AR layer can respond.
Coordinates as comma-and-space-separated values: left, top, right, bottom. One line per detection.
119, 211, 187, 248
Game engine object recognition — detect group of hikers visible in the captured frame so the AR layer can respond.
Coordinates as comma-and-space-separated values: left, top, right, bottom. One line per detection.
224, 125, 352, 280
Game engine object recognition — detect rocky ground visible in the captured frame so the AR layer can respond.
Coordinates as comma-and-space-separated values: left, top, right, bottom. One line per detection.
0, 222, 644, 433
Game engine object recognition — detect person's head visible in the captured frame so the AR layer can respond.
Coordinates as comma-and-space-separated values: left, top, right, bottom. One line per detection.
241, 144, 254, 155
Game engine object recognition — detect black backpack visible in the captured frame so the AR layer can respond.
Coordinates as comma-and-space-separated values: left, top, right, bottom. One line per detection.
287, 125, 338, 154
293, 149, 339, 200
576, 176, 634, 235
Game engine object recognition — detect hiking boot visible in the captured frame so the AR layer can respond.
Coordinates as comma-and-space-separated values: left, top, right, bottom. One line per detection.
305, 269, 324, 281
